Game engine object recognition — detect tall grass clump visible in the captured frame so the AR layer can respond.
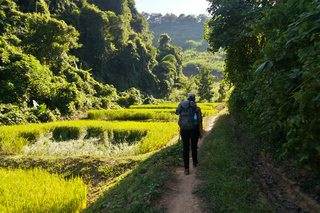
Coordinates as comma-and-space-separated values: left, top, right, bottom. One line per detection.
0, 168, 86, 213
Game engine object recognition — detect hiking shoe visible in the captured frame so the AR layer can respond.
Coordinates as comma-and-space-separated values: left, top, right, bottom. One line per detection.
193, 163, 198, 168
184, 169, 189, 175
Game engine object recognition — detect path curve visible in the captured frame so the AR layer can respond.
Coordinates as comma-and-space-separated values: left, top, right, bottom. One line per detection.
156, 116, 217, 213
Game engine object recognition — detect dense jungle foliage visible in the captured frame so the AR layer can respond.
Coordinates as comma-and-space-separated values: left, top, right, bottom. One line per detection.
0, 0, 202, 125
145, 13, 225, 80
206, 0, 320, 169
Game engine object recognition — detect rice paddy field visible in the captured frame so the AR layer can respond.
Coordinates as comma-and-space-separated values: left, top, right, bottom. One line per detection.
0, 102, 222, 212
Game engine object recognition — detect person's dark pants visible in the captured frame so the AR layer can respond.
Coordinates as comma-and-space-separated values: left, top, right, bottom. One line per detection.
180, 128, 199, 169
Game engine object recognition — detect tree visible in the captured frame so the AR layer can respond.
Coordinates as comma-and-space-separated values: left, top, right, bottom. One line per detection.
2, 4, 81, 75
206, 0, 320, 167
0, 0, 118, 115
158, 33, 171, 48
175, 75, 196, 98
0, 38, 52, 105
195, 65, 215, 101
217, 79, 228, 102
153, 34, 184, 98
153, 56, 176, 98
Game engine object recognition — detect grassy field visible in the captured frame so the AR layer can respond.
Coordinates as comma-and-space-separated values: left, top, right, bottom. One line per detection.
0, 103, 223, 212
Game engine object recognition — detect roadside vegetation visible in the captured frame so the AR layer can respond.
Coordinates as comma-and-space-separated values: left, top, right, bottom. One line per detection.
205, 0, 320, 170
0, 103, 220, 212
197, 109, 273, 212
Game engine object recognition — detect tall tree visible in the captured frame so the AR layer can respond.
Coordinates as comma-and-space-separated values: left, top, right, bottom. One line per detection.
206, 0, 320, 167
195, 65, 215, 101
153, 33, 184, 98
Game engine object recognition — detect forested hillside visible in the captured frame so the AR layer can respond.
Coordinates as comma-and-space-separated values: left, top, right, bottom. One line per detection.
143, 13, 209, 51
144, 13, 224, 80
205, 0, 320, 170
0, 0, 197, 124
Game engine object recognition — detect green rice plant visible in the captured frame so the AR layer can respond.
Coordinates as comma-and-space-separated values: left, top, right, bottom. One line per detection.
87, 106, 219, 121
85, 126, 105, 139
0, 133, 27, 154
129, 103, 178, 109
198, 102, 222, 109
87, 109, 177, 121
1, 120, 179, 156
129, 103, 218, 110
22, 137, 140, 157
52, 126, 83, 141
0, 168, 86, 213
202, 109, 219, 117
0, 124, 53, 154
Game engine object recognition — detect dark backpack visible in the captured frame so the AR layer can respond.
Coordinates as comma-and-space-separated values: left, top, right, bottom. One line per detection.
175, 100, 197, 130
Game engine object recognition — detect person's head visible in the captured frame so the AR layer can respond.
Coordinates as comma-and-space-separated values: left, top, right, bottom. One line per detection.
187, 93, 196, 102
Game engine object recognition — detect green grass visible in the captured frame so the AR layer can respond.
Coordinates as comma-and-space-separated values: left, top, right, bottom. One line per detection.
196, 109, 274, 212
88, 105, 219, 121
0, 167, 86, 213
83, 136, 183, 213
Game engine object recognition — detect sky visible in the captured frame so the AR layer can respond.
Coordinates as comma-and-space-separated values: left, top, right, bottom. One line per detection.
134, 0, 211, 16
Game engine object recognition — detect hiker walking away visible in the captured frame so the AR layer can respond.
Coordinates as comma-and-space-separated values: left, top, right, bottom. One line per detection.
176, 93, 203, 175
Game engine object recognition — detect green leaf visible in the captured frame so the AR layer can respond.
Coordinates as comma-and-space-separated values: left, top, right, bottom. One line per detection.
300, 45, 314, 58
255, 61, 273, 75
293, 92, 302, 101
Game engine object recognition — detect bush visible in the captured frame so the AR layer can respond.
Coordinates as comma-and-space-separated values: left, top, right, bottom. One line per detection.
117, 87, 143, 108
0, 104, 26, 125
0, 103, 58, 126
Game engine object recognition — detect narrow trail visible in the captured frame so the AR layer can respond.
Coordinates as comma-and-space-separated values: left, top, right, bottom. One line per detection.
156, 116, 217, 213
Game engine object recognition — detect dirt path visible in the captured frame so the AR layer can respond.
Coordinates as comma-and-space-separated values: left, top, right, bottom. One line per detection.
156, 116, 217, 213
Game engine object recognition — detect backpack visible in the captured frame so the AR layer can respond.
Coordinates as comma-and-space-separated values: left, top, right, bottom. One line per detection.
175, 100, 197, 130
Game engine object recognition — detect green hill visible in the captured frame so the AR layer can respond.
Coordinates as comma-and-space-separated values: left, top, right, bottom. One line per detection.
144, 13, 224, 80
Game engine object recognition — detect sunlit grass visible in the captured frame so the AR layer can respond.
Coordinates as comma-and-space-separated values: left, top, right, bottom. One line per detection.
196, 109, 273, 212
0, 120, 179, 156
87, 109, 177, 120
23, 136, 139, 157
0, 168, 86, 213
129, 102, 221, 110
87, 107, 218, 120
